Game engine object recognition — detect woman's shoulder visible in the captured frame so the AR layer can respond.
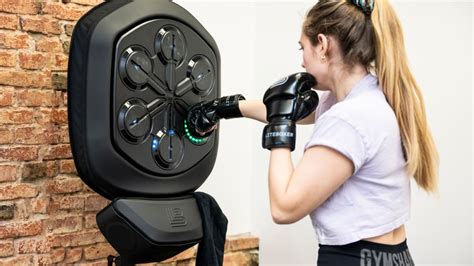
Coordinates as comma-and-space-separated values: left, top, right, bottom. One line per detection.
315, 90, 336, 117
323, 90, 396, 132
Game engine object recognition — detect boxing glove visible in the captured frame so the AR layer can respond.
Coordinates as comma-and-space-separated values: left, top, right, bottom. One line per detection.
262, 72, 319, 151
187, 94, 246, 137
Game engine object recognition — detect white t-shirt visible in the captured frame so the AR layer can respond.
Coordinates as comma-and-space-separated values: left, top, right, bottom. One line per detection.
304, 73, 411, 245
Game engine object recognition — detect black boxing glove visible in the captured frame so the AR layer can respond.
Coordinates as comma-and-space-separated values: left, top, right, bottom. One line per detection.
187, 94, 246, 137
262, 72, 319, 151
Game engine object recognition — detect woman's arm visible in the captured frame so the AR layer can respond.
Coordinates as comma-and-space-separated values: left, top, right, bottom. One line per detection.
239, 99, 316, 125
239, 99, 267, 123
268, 146, 353, 224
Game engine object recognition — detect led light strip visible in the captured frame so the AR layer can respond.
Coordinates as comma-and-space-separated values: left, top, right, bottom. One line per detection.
183, 120, 206, 144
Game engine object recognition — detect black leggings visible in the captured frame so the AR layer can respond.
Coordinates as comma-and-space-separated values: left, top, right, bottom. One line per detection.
317, 239, 414, 266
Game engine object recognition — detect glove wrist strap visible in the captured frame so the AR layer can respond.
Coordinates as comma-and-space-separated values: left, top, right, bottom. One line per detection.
217, 94, 246, 119
262, 121, 296, 151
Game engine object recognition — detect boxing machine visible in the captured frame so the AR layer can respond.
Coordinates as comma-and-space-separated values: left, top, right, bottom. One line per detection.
67, 0, 221, 264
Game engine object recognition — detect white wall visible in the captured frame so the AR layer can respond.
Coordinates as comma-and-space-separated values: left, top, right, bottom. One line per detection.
176, 1, 473, 265
395, 2, 472, 266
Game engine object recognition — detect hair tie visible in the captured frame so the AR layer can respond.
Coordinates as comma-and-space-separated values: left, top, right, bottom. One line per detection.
351, 0, 375, 15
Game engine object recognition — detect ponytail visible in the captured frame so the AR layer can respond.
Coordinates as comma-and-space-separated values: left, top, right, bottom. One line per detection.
371, 0, 439, 193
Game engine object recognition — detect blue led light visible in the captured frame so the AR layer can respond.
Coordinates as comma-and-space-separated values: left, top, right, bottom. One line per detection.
152, 138, 158, 150
168, 129, 175, 135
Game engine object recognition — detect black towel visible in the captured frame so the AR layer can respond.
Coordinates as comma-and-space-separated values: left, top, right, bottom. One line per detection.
193, 191, 228, 266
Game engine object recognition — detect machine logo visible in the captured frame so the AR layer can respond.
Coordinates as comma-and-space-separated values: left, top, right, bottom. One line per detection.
166, 207, 187, 227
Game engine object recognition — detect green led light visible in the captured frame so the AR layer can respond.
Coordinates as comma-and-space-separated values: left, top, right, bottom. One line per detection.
183, 119, 207, 144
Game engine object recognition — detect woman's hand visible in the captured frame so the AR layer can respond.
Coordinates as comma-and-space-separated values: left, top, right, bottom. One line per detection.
186, 94, 246, 137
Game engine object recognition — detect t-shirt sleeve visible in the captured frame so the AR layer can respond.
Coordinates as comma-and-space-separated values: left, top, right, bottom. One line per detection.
304, 115, 368, 174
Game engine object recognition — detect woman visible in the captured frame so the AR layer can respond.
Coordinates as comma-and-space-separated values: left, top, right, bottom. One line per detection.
187, 0, 439, 264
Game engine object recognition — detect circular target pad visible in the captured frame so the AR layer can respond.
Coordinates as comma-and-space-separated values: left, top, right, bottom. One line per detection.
113, 19, 218, 175
119, 46, 153, 88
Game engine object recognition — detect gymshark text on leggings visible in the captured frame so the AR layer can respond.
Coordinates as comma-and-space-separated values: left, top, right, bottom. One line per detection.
360, 248, 414, 266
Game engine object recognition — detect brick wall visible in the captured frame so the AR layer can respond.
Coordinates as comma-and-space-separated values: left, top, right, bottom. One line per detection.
0, 1, 258, 265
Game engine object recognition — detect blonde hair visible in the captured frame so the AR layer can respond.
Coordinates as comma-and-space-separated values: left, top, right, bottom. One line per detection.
303, 0, 439, 193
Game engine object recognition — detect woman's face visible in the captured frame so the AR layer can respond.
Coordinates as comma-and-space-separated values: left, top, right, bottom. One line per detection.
299, 32, 329, 91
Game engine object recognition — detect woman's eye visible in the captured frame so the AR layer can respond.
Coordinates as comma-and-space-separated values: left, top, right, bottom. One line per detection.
298, 47, 303, 51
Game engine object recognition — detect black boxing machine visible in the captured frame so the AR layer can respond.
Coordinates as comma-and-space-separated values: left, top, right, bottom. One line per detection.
68, 0, 222, 265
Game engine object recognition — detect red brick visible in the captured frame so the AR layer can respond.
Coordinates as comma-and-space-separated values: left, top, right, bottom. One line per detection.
0, 146, 38, 161
42, 144, 72, 160
0, 220, 42, 239
48, 230, 106, 248
63, 91, 68, 105
63, 0, 103, 6
0, 14, 18, 30
14, 200, 29, 221
52, 72, 67, 91
9, 109, 33, 124
51, 53, 68, 71
49, 195, 84, 212
21, 161, 58, 180
0, 183, 38, 200
85, 195, 110, 212
58, 126, 70, 144
0, 164, 16, 182
223, 251, 258, 266
0, 1, 41, 15
83, 242, 117, 261
37, 248, 65, 265
35, 108, 68, 126
16, 238, 51, 254
35, 109, 53, 125
84, 214, 97, 229
63, 22, 75, 36
43, 2, 91, 21
0, 50, 16, 67
0, 204, 14, 220
15, 126, 60, 145
16, 89, 60, 107
0, 240, 14, 257
0, 109, 34, 124
36, 36, 62, 52
46, 176, 83, 194
31, 197, 50, 214
59, 159, 76, 174
0, 128, 14, 144
58, 92, 67, 107
0, 255, 34, 265
45, 216, 82, 234
0, 87, 14, 106
51, 108, 68, 124
63, 40, 70, 54
64, 247, 83, 263
20, 16, 61, 35
0, 70, 51, 88
224, 234, 260, 252
19, 51, 49, 70
0, 30, 29, 49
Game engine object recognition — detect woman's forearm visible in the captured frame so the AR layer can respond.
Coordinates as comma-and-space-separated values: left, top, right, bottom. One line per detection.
238, 99, 316, 125
239, 99, 267, 123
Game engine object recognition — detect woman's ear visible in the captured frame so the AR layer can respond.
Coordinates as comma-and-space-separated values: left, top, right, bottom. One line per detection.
316, 33, 329, 56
